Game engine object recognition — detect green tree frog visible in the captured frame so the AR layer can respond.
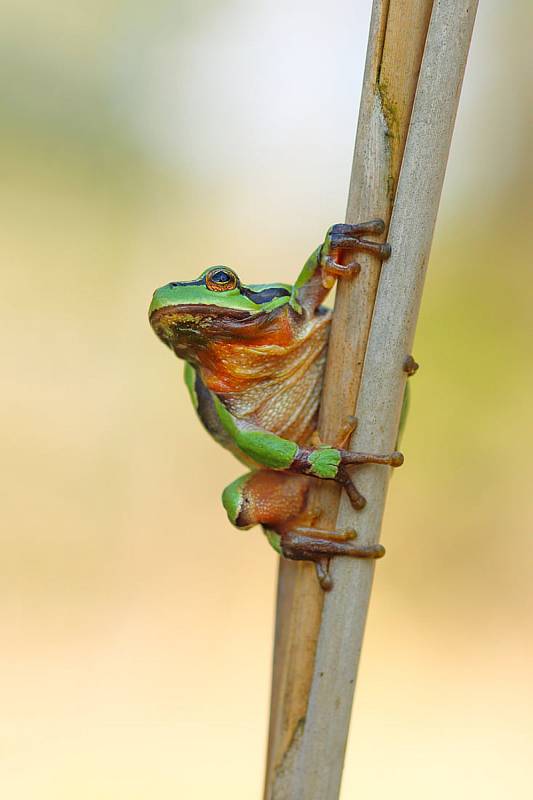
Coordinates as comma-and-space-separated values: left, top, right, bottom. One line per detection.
149, 221, 404, 588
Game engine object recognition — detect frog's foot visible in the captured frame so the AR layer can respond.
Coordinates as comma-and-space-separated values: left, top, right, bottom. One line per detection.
300, 444, 403, 510
321, 219, 391, 283
281, 527, 385, 590
328, 220, 391, 257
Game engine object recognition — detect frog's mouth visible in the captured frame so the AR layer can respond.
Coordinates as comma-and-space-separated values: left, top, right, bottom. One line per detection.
150, 301, 290, 351
149, 303, 253, 339
150, 303, 258, 350
149, 301, 291, 334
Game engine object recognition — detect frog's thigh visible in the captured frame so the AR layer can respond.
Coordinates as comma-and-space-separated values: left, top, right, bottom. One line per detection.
222, 470, 310, 529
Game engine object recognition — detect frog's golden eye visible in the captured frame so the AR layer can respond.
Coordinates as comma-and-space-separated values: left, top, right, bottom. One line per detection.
205, 268, 239, 292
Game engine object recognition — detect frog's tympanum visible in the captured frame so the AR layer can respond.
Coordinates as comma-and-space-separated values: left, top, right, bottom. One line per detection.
149, 221, 404, 589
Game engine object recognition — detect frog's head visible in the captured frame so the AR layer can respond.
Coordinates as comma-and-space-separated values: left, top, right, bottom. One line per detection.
149, 267, 293, 359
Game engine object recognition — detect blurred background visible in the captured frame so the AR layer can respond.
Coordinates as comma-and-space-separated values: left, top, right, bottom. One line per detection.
1, 0, 532, 797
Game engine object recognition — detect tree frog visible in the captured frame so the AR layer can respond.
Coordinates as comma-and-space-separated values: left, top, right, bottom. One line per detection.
149, 221, 404, 588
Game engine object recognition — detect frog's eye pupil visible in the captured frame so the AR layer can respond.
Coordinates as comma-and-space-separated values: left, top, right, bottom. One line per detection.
212, 270, 230, 283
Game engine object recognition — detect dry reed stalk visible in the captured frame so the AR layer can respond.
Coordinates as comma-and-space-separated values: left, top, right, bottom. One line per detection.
264, 0, 478, 797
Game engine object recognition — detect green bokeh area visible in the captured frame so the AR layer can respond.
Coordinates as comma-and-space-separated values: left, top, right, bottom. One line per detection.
1, 1, 532, 798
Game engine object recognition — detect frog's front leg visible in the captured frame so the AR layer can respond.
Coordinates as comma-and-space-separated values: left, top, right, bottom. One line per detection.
292, 219, 391, 313
213, 395, 403, 508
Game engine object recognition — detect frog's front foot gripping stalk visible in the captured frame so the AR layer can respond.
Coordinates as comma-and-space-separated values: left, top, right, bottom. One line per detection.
319, 219, 391, 285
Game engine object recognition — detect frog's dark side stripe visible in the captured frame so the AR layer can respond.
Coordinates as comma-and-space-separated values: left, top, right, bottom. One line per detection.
184, 362, 258, 467
240, 286, 291, 304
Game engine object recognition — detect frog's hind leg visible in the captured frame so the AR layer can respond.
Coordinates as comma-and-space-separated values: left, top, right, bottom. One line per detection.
222, 469, 310, 534
222, 469, 383, 591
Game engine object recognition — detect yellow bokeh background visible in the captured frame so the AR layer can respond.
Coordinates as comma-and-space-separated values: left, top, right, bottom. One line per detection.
1, 1, 532, 797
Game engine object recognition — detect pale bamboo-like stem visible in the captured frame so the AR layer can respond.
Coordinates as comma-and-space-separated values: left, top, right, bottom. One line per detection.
288, 1, 479, 797
264, 0, 433, 795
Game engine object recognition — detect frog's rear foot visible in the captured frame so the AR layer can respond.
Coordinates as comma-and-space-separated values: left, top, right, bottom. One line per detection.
281, 527, 385, 591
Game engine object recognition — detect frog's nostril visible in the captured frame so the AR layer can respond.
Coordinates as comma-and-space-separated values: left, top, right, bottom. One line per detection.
169, 282, 179, 288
